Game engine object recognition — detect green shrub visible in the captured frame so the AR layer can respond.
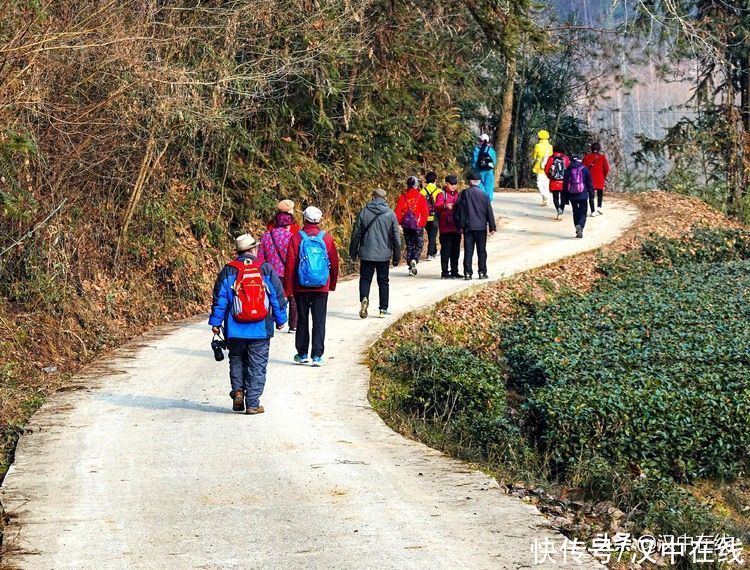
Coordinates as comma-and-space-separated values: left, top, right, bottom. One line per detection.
502, 260, 750, 481
385, 344, 505, 424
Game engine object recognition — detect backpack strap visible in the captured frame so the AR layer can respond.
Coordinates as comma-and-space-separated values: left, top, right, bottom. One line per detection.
269, 230, 287, 264
358, 211, 385, 251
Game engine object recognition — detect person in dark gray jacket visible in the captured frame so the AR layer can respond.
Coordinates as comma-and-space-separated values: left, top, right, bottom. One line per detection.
349, 188, 402, 318
454, 171, 496, 280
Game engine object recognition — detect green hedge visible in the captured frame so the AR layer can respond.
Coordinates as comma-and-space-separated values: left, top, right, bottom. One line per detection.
502, 257, 750, 481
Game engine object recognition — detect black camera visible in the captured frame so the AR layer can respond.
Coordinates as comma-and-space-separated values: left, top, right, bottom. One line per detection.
211, 335, 227, 362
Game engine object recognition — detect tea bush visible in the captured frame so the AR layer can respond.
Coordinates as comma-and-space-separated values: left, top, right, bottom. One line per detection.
502, 259, 750, 480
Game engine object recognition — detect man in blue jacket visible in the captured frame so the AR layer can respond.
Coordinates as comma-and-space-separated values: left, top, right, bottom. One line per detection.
209, 233, 287, 414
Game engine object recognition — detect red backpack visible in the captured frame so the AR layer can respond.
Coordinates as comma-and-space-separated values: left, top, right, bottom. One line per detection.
228, 259, 269, 322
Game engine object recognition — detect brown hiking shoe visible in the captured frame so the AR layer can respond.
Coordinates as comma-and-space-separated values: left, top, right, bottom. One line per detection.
245, 405, 265, 415
232, 390, 245, 412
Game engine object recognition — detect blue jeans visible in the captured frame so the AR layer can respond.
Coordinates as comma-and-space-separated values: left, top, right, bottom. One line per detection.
479, 170, 495, 201
228, 338, 270, 408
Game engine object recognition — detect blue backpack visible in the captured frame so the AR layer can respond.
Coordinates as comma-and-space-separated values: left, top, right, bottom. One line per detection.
298, 230, 330, 287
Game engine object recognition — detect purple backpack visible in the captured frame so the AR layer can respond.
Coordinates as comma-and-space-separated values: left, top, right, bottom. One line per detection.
568, 164, 586, 194
401, 196, 420, 230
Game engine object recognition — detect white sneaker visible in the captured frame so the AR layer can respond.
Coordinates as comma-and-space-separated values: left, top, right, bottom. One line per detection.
426, 255, 434, 261
409, 260, 418, 276
590, 211, 599, 217
597, 208, 604, 215
542, 198, 549, 206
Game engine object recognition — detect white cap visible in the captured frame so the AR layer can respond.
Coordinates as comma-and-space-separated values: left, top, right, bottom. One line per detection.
480, 134, 490, 142
235, 233, 257, 252
303, 206, 323, 223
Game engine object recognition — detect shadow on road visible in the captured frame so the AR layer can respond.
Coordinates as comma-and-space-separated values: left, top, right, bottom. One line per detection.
97, 392, 234, 414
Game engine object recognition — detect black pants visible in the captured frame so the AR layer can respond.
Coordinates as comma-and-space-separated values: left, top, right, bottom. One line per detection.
571, 199, 588, 230
294, 292, 328, 358
425, 220, 439, 257
553, 191, 564, 211
588, 188, 604, 212
463, 230, 488, 276
440, 233, 461, 276
359, 260, 390, 310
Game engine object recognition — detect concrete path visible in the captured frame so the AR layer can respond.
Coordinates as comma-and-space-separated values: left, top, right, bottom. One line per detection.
1, 193, 637, 569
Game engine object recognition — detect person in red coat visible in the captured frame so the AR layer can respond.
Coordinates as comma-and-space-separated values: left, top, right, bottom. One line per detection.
283, 206, 339, 366
544, 149, 571, 220
434, 174, 462, 279
582, 142, 610, 216
394, 176, 429, 276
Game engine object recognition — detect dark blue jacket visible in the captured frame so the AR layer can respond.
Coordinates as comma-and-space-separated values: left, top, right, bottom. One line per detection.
208, 254, 287, 339
562, 159, 594, 201
455, 184, 497, 232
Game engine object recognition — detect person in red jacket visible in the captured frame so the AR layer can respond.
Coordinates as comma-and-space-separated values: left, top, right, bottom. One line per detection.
283, 206, 339, 366
394, 176, 429, 276
434, 174, 462, 279
582, 142, 610, 216
544, 149, 571, 220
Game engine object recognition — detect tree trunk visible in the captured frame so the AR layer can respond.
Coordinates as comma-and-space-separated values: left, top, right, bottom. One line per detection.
494, 55, 517, 189
511, 56, 526, 189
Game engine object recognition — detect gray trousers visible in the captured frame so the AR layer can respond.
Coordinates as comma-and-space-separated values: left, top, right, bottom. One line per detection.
228, 338, 270, 408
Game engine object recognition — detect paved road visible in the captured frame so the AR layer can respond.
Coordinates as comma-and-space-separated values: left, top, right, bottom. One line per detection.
2, 193, 636, 569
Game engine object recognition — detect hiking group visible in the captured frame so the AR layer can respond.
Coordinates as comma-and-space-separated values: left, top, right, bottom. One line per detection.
208, 131, 609, 414
209, 202, 339, 414
533, 131, 611, 239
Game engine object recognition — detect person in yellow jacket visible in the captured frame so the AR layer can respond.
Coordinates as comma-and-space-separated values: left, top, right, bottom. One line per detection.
420, 171, 442, 260
532, 130, 553, 206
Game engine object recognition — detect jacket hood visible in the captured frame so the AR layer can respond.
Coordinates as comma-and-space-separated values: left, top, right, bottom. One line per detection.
366, 198, 390, 215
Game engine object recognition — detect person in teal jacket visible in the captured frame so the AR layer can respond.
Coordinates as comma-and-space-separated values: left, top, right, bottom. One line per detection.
471, 133, 497, 201
209, 233, 287, 414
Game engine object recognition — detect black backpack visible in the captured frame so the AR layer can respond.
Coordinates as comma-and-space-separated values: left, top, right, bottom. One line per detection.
549, 155, 566, 181
477, 143, 494, 171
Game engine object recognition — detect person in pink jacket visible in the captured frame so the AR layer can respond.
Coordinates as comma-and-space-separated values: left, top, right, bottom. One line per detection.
257, 212, 297, 332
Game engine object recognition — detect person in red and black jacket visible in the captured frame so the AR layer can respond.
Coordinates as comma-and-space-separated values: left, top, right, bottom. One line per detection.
394, 176, 429, 276
283, 206, 339, 366
544, 148, 571, 220
582, 142, 610, 216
